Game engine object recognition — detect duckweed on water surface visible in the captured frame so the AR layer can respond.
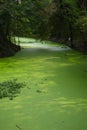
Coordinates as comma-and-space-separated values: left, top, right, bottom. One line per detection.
0, 38, 87, 130
0, 79, 25, 100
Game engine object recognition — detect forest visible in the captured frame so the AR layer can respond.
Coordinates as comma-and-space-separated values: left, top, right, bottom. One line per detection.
0, 1, 87, 130
0, 0, 87, 57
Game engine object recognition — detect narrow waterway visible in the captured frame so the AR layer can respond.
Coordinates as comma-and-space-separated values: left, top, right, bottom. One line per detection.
0, 38, 87, 130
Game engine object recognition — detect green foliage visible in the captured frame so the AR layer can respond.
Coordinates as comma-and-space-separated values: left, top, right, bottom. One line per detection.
0, 0, 87, 51
0, 79, 25, 100
75, 14, 87, 49
20, 0, 51, 39
49, 0, 78, 39
76, 0, 87, 10
76, 15, 87, 33
48, 0, 87, 50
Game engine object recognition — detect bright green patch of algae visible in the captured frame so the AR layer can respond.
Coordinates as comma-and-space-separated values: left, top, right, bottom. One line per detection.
0, 38, 87, 130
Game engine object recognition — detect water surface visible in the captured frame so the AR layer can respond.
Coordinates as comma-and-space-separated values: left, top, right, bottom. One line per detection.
0, 38, 87, 130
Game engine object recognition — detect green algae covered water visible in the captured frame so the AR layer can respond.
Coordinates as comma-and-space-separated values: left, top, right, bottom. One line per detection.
0, 38, 87, 130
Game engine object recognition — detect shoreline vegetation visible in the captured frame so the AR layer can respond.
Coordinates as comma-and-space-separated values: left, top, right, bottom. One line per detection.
0, 36, 87, 58
0, 42, 21, 58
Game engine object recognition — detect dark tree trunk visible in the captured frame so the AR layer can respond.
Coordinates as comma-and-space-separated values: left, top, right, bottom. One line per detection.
69, 23, 74, 48
0, 8, 21, 58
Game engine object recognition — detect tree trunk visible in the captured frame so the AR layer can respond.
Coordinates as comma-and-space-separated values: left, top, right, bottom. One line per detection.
69, 23, 74, 48
0, 9, 21, 58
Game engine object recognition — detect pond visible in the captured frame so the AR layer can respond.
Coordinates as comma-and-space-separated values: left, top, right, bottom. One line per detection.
0, 38, 87, 130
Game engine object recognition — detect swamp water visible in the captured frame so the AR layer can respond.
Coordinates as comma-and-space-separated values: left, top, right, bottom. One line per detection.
0, 38, 87, 130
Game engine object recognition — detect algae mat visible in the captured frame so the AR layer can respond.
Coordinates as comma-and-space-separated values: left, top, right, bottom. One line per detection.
0, 40, 87, 130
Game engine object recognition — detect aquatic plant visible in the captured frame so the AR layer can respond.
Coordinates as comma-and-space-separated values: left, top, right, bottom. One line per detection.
0, 79, 25, 100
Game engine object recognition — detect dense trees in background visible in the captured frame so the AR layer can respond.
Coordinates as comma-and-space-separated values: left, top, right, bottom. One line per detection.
48, 0, 87, 52
77, 0, 87, 9
75, 0, 87, 51
0, 0, 87, 57
49, 0, 79, 47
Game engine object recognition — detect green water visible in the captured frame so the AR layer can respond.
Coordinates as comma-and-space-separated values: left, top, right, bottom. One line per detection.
0, 39, 87, 130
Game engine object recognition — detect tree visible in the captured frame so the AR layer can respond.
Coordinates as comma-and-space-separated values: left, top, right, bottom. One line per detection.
77, 0, 87, 10
18, 0, 52, 40
0, 0, 20, 57
49, 0, 79, 47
